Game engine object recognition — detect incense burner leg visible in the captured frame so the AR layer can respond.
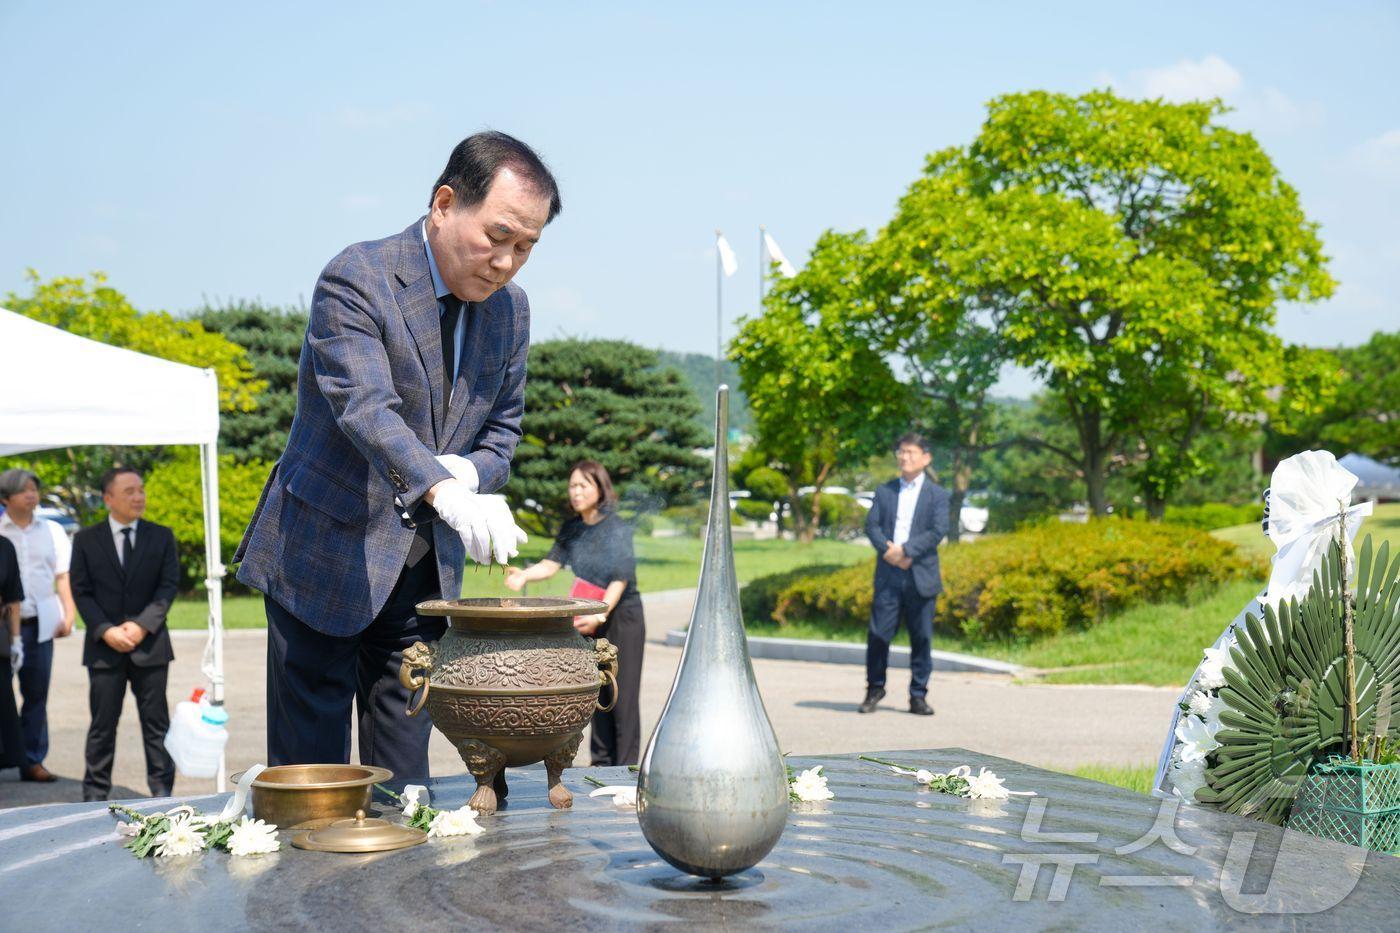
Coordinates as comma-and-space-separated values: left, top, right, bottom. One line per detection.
459, 739, 506, 815
545, 732, 583, 809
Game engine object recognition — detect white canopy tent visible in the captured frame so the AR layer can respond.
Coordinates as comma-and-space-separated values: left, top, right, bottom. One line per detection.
0, 308, 229, 789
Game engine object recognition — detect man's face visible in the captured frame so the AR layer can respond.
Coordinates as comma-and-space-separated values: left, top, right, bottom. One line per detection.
104, 472, 146, 524
1, 479, 39, 519
895, 443, 932, 478
426, 167, 551, 303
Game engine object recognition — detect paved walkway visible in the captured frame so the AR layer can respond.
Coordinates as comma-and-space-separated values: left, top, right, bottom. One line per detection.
0, 592, 1175, 808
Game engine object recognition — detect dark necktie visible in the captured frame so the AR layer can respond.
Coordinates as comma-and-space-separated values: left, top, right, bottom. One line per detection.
120, 527, 134, 571
440, 295, 463, 401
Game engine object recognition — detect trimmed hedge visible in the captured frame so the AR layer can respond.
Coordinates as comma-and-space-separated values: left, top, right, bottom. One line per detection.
1161, 501, 1262, 531
740, 563, 846, 625
754, 520, 1266, 641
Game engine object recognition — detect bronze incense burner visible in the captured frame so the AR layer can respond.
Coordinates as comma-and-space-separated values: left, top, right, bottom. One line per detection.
399, 596, 616, 814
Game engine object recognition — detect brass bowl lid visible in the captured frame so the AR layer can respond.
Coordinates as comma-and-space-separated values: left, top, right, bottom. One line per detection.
291, 810, 427, 853
415, 596, 607, 619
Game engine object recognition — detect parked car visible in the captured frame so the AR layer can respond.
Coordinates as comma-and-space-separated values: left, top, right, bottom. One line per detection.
36, 504, 79, 538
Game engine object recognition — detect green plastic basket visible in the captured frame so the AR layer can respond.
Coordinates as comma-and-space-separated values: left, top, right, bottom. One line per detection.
1286, 757, 1400, 854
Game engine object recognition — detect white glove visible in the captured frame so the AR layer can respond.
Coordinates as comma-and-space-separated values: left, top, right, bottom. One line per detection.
478, 495, 529, 565
432, 480, 492, 565
435, 455, 480, 493
9, 636, 22, 673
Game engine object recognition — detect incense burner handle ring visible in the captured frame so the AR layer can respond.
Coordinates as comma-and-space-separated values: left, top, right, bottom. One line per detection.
594, 637, 620, 713
399, 641, 434, 718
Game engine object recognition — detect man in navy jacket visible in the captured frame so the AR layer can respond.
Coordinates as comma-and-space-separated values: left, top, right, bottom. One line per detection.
861, 433, 950, 715
235, 132, 558, 780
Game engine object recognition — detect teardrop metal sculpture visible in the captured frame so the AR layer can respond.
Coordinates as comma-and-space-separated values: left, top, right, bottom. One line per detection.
636, 385, 788, 879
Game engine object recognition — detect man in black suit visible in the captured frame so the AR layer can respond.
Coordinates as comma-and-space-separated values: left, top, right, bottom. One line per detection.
70, 467, 179, 800
861, 433, 950, 716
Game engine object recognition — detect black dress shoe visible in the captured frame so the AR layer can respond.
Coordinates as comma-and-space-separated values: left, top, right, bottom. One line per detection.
82, 793, 108, 803
858, 687, 886, 714
909, 697, 935, 716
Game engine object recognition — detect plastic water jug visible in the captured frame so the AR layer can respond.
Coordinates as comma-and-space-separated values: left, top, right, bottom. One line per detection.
164, 687, 229, 778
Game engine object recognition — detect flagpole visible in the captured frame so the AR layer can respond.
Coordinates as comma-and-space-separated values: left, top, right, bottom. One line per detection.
759, 224, 766, 304
715, 229, 723, 390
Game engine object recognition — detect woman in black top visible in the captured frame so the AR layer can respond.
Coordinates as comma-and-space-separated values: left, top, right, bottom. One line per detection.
505, 461, 645, 766
0, 535, 26, 770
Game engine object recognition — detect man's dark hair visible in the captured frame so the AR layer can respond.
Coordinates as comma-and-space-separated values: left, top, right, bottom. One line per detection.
430, 131, 562, 223
894, 432, 931, 454
99, 466, 142, 494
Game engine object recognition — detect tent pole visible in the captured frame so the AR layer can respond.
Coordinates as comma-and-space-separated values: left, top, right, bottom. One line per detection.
200, 439, 227, 793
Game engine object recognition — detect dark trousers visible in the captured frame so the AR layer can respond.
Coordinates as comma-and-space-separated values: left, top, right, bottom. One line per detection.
17, 618, 53, 767
83, 660, 176, 799
590, 595, 646, 766
867, 570, 936, 698
0, 661, 22, 770
265, 552, 446, 781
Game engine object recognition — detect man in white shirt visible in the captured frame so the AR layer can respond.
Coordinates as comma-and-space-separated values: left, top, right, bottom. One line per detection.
0, 469, 78, 783
860, 434, 950, 716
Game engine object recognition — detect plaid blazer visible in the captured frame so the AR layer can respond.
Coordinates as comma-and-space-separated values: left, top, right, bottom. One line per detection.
234, 219, 529, 635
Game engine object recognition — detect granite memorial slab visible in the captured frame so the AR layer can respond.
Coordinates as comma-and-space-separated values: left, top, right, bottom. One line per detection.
1, 748, 1398, 930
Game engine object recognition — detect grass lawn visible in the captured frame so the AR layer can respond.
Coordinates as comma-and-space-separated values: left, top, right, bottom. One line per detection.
1063, 763, 1157, 795
167, 534, 869, 630
1212, 501, 1400, 560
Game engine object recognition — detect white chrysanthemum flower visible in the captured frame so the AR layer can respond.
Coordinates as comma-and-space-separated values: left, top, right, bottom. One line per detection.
965, 768, 1011, 800
790, 766, 835, 802
1174, 714, 1222, 763
915, 769, 935, 785
227, 817, 280, 856
1187, 691, 1213, 717
1169, 752, 1208, 801
428, 806, 484, 838
1196, 644, 1236, 691
155, 817, 207, 857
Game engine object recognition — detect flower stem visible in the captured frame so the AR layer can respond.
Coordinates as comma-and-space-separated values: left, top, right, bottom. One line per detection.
108, 803, 148, 822
627, 765, 639, 773
373, 783, 404, 804
583, 775, 605, 788
857, 754, 902, 769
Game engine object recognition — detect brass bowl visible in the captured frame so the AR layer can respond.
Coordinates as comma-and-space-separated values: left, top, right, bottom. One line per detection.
229, 764, 392, 830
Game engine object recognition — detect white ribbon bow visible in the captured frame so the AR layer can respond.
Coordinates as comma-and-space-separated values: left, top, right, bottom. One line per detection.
218, 763, 266, 822
1264, 451, 1372, 608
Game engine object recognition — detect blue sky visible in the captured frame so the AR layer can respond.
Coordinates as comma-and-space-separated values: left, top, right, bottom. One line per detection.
3, 1, 1397, 397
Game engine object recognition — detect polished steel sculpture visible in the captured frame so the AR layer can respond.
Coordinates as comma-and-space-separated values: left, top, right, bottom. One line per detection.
637, 385, 788, 879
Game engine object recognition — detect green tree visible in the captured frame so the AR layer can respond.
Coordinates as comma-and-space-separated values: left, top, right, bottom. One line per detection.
143, 449, 274, 592
194, 301, 308, 462
654, 350, 753, 434
1, 272, 264, 521
873, 91, 1335, 515
509, 339, 708, 535
1267, 331, 1400, 465
731, 231, 907, 542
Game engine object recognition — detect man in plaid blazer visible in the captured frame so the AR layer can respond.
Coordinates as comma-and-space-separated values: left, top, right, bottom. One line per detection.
236, 132, 561, 780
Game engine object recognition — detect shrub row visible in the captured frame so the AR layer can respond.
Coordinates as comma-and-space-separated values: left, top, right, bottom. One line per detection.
748, 519, 1266, 640
1161, 501, 1262, 531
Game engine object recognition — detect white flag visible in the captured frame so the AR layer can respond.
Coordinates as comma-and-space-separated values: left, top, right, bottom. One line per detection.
716, 232, 738, 277
763, 231, 798, 277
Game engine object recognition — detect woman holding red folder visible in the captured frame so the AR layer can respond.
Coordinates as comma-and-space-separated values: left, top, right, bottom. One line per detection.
505, 461, 645, 765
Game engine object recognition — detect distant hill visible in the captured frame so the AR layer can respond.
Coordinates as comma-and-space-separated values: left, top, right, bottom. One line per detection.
654, 350, 753, 435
